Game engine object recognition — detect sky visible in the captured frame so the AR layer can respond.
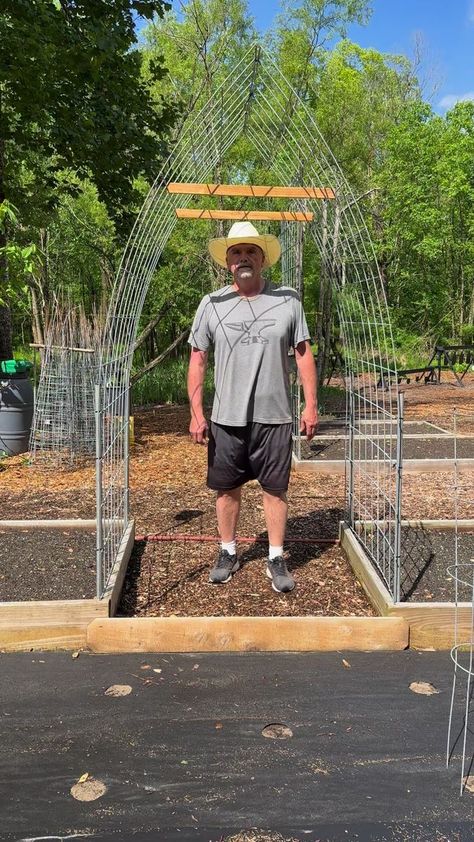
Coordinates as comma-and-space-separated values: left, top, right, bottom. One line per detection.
248, 0, 474, 114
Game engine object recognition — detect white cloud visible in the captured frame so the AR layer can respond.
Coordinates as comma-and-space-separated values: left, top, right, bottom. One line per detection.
438, 91, 474, 110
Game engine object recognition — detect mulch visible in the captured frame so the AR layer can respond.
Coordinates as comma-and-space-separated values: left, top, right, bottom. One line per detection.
0, 375, 472, 609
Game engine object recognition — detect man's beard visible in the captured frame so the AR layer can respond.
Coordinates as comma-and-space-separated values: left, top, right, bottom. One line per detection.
237, 266, 253, 280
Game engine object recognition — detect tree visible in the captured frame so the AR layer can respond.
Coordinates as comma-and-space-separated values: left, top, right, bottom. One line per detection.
378, 100, 474, 343
143, 0, 256, 120
0, 0, 176, 359
269, 0, 372, 109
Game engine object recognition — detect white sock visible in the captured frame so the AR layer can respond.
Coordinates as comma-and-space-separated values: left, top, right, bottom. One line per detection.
221, 540, 236, 556
269, 545, 284, 560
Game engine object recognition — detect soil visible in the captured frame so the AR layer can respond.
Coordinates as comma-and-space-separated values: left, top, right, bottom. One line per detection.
300, 435, 473, 461
398, 528, 474, 603
0, 528, 96, 601
0, 373, 472, 610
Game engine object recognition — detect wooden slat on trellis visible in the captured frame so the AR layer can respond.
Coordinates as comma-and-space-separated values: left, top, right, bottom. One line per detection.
167, 182, 335, 199
175, 209, 314, 222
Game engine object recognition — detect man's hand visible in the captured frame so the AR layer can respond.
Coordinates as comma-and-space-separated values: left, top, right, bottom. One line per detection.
300, 405, 318, 441
189, 414, 208, 445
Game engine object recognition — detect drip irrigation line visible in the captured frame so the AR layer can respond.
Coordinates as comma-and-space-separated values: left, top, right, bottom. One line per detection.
135, 533, 339, 544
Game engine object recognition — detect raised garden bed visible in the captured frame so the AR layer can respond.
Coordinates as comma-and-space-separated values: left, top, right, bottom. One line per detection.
342, 521, 474, 649
300, 435, 473, 461
0, 379, 472, 650
0, 525, 96, 601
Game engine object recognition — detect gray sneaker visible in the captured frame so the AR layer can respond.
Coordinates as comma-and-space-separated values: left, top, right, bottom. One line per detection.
209, 549, 239, 584
266, 556, 295, 593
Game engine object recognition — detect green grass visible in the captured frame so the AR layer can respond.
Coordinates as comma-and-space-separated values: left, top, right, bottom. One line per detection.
131, 357, 214, 407
131, 356, 346, 414
317, 385, 346, 416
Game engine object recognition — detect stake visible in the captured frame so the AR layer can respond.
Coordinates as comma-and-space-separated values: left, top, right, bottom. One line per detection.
95, 384, 104, 599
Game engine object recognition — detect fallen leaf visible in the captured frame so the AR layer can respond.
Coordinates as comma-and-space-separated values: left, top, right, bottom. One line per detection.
71, 651, 80, 659
153, 668, 162, 674
78, 773, 89, 784
409, 681, 440, 696
463, 775, 474, 794
104, 684, 132, 697
262, 723, 293, 740
71, 777, 107, 802
342, 659, 351, 669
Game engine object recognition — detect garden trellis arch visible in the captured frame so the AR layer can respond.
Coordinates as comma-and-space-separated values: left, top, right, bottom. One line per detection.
97, 43, 401, 600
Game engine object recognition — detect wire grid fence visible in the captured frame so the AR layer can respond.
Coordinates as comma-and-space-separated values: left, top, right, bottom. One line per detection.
30, 304, 101, 467
280, 217, 304, 459
446, 409, 474, 794
95, 42, 399, 596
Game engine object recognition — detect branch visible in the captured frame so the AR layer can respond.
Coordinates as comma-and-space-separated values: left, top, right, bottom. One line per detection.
133, 301, 172, 350
131, 327, 189, 385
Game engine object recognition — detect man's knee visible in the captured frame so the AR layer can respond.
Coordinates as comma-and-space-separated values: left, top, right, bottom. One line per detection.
216, 487, 242, 501
262, 488, 287, 502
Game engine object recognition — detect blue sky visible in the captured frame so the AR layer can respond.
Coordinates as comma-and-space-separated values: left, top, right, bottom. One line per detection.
248, 0, 474, 113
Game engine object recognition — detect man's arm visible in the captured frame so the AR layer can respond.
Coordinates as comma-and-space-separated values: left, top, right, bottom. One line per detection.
295, 340, 318, 441
187, 348, 209, 444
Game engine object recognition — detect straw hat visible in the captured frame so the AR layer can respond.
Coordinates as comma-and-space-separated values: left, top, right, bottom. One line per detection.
208, 221, 281, 268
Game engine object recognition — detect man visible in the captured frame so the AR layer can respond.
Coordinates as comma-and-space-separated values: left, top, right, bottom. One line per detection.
187, 221, 318, 593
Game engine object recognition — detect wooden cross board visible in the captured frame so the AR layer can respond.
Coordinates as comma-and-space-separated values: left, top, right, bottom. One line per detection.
175, 209, 314, 222
168, 182, 335, 200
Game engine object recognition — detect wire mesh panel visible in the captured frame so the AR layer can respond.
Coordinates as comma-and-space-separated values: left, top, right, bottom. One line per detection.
446, 410, 474, 794
30, 306, 100, 467
98, 43, 400, 597
348, 383, 403, 599
280, 218, 304, 461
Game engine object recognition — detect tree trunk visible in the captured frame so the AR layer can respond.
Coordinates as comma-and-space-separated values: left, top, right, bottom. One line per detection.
131, 328, 189, 385
133, 301, 172, 351
0, 302, 12, 361
316, 201, 335, 387
30, 285, 44, 347
468, 277, 474, 328
0, 133, 13, 360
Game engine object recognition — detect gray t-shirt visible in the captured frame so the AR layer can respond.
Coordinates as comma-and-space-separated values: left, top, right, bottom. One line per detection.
189, 281, 310, 426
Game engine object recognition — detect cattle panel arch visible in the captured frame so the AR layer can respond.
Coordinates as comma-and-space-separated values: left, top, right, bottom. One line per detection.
97, 44, 400, 600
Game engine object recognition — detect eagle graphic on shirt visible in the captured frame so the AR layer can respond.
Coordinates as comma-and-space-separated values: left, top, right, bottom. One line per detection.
225, 319, 277, 345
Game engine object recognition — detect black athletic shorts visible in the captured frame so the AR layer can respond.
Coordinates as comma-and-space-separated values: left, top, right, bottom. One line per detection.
207, 421, 293, 493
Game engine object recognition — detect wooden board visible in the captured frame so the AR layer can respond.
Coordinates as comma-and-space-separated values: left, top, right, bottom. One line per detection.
103, 519, 135, 617
389, 603, 473, 650
176, 209, 314, 222
340, 524, 392, 617
292, 458, 346, 474
0, 519, 96, 530
0, 623, 87, 652
0, 596, 108, 651
293, 458, 474, 474
168, 182, 335, 200
0, 598, 108, 624
354, 518, 474, 533
87, 616, 408, 653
